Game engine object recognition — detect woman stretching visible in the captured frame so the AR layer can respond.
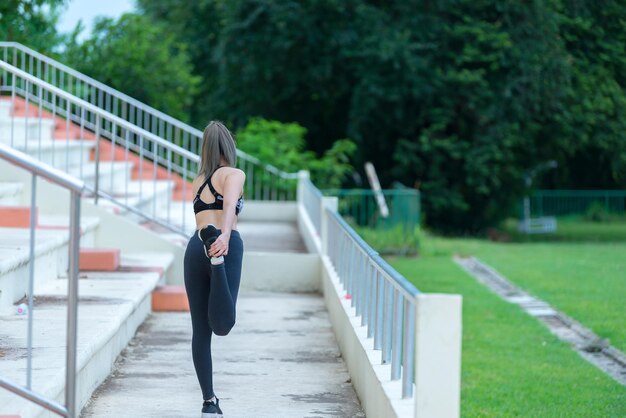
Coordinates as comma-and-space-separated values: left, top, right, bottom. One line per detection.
183, 121, 245, 418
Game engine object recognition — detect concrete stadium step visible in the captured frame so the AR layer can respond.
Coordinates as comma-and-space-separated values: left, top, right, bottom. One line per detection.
0, 215, 99, 314
152, 201, 306, 250
84, 180, 176, 220
1, 97, 194, 234
0, 182, 23, 205
237, 221, 307, 253
0, 98, 56, 120
0, 98, 95, 141
0, 251, 171, 418
0, 158, 136, 196
0, 132, 133, 192
2, 98, 189, 190
138, 215, 319, 295
1, 144, 175, 221
0, 100, 13, 118
66, 161, 134, 194
81, 291, 364, 418
13, 141, 94, 171
0, 118, 56, 146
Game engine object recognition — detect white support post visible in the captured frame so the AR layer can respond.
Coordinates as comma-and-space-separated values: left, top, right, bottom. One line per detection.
320, 196, 338, 255
297, 169, 310, 206
414, 294, 462, 418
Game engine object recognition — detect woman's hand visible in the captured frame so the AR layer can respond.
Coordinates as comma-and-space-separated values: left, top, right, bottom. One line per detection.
209, 232, 230, 257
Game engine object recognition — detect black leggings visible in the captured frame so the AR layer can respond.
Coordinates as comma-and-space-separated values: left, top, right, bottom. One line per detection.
183, 229, 244, 400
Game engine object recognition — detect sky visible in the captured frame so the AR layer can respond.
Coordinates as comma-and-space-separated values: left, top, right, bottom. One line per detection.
56, 0, 135, 41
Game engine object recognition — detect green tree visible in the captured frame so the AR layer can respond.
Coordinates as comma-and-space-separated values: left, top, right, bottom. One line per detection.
546, 0, 626, 189
236, 118, 356, 189
138, 0, 626, 232
0, 0, 67, 53
136, 0, 224, 127
63, 13, 200, 122
388, 0, 575, 232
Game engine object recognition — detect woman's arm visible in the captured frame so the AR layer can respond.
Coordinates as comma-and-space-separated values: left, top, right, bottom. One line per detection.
210, 168, 245, 257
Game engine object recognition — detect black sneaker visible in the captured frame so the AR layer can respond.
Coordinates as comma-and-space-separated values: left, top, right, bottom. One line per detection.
198, 224, 220, 259
201, 397, 223, 418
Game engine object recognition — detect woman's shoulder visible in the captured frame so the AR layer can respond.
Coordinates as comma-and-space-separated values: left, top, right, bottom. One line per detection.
220, 166, 246, 179
192, 175, 207, 195
192, 175, 206, 186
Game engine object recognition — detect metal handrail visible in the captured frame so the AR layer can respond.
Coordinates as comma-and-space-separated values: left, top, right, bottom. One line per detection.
325, 207, 419, 398
326, 208, 419, 300
0, 42, 299, 198
0, 142, 84, 192
298, 176, 421, 399
1, 59, 200, 235
0, 61, 199, 159
0, 143, 83, 417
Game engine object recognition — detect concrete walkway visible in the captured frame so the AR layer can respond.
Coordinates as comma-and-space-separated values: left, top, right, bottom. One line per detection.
81, 292, 364, 418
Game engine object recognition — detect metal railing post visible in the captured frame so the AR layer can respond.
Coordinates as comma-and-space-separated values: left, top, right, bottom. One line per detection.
26, 173, 37, 389
94, 114, 101, 204
65, 191, 81, 418
402, 299, 415, 398
297, 170, 309, 207
0, 143, 85, 418
321, 196, 338, 255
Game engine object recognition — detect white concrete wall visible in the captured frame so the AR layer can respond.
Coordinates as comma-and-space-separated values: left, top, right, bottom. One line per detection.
414, 294, 462, 418
320, 256, 412, 417
297, 204, 321, 254
238, 200, 298, 222
240, 252, 320, 293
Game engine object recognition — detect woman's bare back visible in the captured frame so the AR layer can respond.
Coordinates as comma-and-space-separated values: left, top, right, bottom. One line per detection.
192, 166, 244, 231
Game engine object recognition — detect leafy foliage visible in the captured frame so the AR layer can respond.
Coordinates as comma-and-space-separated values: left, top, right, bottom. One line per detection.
63, 13, 200, 122
236, 118, 356, 189
7, 0, 625, 233
0, 0, 67, 53
138, 0, 626, 232
352, 225, 420, 256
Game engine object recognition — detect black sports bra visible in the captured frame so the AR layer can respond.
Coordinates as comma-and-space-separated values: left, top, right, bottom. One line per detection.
193, 166, 244, 215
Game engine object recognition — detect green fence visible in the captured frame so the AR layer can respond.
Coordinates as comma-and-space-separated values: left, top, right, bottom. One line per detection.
530, 190, 626, 217
321, 187, 420, 231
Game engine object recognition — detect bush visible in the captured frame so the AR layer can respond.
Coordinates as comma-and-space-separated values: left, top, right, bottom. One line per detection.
584, 202, 614, 223
236, 118, 356, 189
352, 224, 420, 256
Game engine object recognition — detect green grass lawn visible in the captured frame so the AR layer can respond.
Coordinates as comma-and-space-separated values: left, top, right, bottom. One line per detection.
391, 253, 626, 417
417, 234, 626, 354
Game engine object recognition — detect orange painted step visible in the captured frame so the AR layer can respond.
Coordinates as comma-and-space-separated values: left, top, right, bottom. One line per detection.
0, 206, 38, 228
79, 248, 121, 271
54, 125, 95, 140
152, 285, 189, 312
